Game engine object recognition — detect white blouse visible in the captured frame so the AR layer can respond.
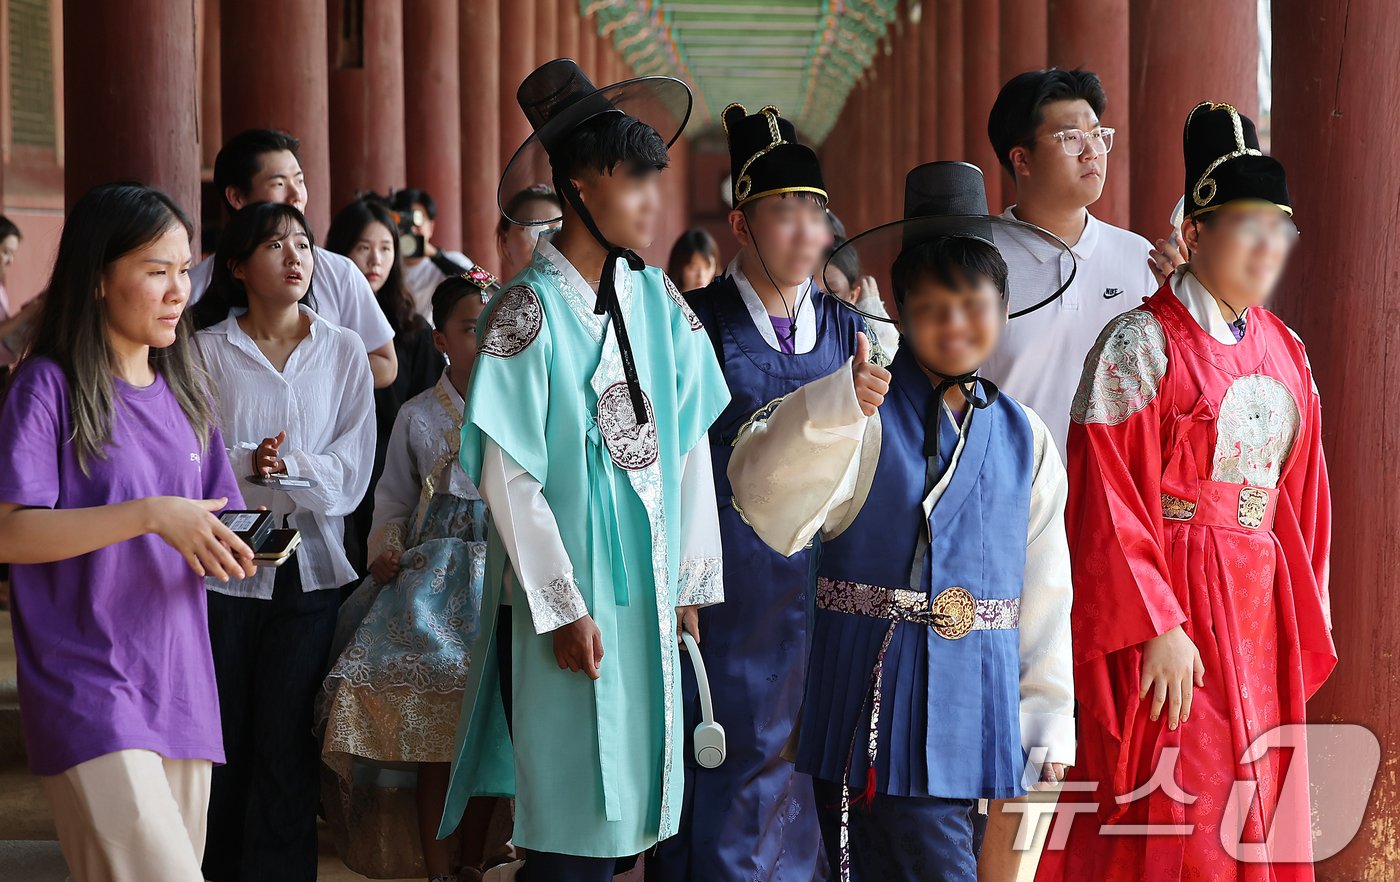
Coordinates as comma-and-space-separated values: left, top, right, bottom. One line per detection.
726, 359, 1076, 782
195, 306, 376, 597
368, 370, 480, 561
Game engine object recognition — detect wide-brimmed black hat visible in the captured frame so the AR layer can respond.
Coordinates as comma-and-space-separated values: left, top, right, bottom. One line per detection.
822, 161, 1075, 322
1183, 101, 1291, 220
723, 103, 826, 210
498, 58, 693, 225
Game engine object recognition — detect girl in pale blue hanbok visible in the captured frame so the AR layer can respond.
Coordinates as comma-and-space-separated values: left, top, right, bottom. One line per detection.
321, 276, 501, 882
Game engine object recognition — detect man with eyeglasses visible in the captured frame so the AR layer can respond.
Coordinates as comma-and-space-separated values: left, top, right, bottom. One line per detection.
982, 69, 1157, 458
1034, 99, 1332, 882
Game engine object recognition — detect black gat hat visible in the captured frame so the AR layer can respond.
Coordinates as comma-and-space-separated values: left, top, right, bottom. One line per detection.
498, 58, 693, 225
823, 161, 1075, 322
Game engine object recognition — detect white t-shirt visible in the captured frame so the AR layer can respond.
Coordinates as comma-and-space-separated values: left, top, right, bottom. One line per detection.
981, 208, 1157, 459
189, 246, 394, 352
402, 250, 474, 326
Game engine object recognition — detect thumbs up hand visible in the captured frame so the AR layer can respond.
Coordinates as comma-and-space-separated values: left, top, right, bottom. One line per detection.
852, 332, 891, 417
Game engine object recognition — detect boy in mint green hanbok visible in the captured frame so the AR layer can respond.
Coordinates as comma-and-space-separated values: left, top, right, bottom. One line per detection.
439, 59, 730, 882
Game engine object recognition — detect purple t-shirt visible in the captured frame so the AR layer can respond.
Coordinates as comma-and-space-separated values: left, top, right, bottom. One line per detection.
769, 315, 797, 355
0, 358, 243, 775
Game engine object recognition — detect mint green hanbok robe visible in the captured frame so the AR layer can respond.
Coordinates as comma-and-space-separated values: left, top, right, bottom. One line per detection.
439, 239, 730, 857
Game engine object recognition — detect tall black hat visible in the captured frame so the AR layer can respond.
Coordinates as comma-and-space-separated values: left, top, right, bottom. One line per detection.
822, 161, 1075, 322
497, 58, 693, 225
722, 103, 827, 210
1183, 101, 1291, 220
498, 58, 692, 427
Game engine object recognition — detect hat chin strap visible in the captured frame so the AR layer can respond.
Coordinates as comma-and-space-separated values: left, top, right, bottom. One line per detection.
905, 364, 1000, 595
552, 169, 649, 426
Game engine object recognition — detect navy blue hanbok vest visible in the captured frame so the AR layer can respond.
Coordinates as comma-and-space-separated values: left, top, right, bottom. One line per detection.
799, 345, 1036, 800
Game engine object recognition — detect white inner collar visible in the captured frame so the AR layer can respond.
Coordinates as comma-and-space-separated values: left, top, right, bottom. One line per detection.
725, 253, 817, 354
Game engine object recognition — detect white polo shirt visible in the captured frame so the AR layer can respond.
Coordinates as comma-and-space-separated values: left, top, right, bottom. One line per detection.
189, 246, 394, 353
981, 207, 1156, 458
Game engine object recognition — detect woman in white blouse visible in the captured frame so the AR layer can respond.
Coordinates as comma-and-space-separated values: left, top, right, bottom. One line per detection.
191, 201, 375, 882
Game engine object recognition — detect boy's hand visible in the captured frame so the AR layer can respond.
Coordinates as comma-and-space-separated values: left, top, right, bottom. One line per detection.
1140, 624, 1205, 730
852, 332, 891, 417
677, 605, 700, 646
1034, 762, 1067, 791
553, 614, 604, 679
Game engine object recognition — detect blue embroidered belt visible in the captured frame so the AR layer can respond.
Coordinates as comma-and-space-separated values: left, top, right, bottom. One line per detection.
815, 577, 1021, 882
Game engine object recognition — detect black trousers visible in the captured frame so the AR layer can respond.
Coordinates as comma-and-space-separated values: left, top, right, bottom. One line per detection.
203, 561, 339, 882
813, 778, 988, 882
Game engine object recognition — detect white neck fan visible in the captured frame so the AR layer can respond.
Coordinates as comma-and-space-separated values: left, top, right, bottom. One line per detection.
681, 631, 726, 768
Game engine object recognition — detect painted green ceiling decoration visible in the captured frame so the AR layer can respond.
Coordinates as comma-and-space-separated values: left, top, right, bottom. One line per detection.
583, 0, 900, 143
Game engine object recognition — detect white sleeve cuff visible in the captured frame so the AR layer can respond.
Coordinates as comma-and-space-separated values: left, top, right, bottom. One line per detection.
1021, 710, 1076, 769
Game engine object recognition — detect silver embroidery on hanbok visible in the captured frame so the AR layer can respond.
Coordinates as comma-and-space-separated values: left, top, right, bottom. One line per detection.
479, 285, 543, 358
1211, 374, 1300, 488
1071, 310, 1169, 426
678, 557, 723, 606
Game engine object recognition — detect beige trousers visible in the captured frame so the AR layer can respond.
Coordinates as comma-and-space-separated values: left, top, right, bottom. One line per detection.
42, 748, 212, 882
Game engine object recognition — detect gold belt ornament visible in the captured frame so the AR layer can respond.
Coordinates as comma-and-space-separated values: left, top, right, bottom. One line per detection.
1160, 480, 1278, 531
815, 578, 1020, 641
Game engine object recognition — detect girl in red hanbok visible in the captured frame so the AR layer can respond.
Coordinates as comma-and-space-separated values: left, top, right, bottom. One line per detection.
1035, 101, 1334, 882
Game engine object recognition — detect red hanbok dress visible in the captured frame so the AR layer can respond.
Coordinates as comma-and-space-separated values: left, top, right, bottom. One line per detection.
1035, 275, 1334, 882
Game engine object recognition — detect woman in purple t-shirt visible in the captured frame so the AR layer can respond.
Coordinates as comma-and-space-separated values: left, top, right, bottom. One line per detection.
0, 183, 255, 882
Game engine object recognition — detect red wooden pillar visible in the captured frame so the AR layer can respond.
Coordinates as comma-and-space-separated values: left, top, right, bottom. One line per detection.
1127, 0, 1257, 237
821, 103, 844, 225
936, 0, 964, 162
327, 0, 406, 214
917, 0, 939, 162
558, 0, 580, 63
1046, 0, 1130, 229
1271, 2, 1400, 875
199, 0, 222, 174
872, 45, 895, 222
221, 0, 331, 233
498, 0, 536, 164
999, 0, 1046, 199
1000, 0, 1046, 79
963, 0, 1001, 209
853, 77, 873, 232
577, 11, 597, 74
900, 2, 922, 169
63, 0, 200, 232
460, 0, 500, 270
537, 0, 558, 64
404, 0, 462, 250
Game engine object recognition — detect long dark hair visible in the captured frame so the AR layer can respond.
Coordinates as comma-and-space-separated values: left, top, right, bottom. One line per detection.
324, 196, 422, 339
193, 201, 317, 330
667, 227, 720, 283
10, 182, 213, 473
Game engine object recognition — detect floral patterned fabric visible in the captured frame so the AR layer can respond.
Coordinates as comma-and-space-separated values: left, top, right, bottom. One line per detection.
318, 493, 487, 878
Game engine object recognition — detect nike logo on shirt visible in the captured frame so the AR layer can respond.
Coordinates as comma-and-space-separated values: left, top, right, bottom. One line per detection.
1103, 288, 1124, 299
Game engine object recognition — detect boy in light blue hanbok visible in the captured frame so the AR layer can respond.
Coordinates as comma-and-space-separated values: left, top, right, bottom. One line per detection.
438, 60, 730, 882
